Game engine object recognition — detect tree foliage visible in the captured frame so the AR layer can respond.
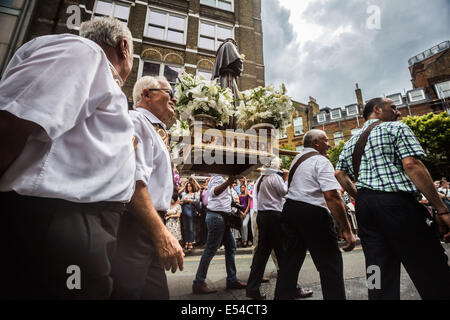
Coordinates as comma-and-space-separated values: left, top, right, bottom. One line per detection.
328, 140, 346, 168
280, 145, 295, 170
402, 112, 450, 169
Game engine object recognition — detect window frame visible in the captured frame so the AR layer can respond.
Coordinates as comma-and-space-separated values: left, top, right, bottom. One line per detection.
333, 132, 344, 144
198, 19, 234, 52
330, 109, 342, 120
93, 0, 131, 24
139, 59, 183, 87
408, 89, 426, 103
435, 81, 450, 99
317, 113, 326, 123
387, 94, 403, 106
346, 105, 359, 116
200, 0, 234, 12
145, 7, 188, 45
293, 116, 304, 136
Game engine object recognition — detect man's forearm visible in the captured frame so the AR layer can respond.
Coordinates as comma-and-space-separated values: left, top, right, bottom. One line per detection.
335, 170, 358, 199
214, 178, 233, 196
403, 158, 448, 213
127, 181, 168, 244
325, 191, 352, 232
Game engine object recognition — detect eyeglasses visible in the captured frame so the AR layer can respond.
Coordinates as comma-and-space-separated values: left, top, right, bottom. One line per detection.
147, 88, 174, 99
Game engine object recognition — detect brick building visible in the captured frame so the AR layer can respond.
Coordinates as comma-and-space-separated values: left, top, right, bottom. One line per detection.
0, 0, 265, 105
280, 40, 450, 150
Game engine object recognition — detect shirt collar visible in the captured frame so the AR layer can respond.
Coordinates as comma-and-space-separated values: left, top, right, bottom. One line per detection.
136, 108, 167, 130
108, 62, 124, 88
362, 119, 380, 129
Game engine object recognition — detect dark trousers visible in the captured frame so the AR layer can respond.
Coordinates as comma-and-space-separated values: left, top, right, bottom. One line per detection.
356, 190, 450, 300
111, 211, 169, 300
0, 191, 123, 299
247, 210, 284, 295
275, 199, 346, 300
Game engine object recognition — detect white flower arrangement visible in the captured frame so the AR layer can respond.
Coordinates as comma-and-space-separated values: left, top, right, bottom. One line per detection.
169, 119, 190, 137
236, 83, 295, 130
174, 70, 235, 126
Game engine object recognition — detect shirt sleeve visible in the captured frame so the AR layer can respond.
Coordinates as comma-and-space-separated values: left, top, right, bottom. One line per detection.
394, 123, 426, 160
209, 176, 224, 198
132, 113, 154, 186
268, 174, 288, 198
316, 157, 341, 192
0, 37, 111, 140
336, 142, 351, 173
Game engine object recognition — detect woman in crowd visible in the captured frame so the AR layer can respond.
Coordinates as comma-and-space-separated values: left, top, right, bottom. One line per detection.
166, 193, 182, 243
181, 177, 201, 252
239, 184, 251, 247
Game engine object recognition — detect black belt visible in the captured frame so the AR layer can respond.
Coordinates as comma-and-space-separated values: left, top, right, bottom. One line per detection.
357, 188, 414, 198
207, 209, 231, 215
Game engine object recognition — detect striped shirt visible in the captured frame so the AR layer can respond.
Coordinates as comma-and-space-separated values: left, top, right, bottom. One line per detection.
336, 119, 426, 197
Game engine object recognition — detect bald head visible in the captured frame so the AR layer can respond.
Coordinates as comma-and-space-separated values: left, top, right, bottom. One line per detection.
303, 129, 326, 148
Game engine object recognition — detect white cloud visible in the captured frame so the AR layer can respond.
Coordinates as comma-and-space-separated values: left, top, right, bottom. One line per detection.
261, 0, 450, 109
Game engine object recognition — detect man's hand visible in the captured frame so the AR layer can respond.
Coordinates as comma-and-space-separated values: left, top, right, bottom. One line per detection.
435, 214, 450, 243
282, 169, 289, 182
155, 228, 185, 273
341, 229, 356, 252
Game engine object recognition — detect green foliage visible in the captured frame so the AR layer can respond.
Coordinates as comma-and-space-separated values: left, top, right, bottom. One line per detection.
402, 112, 450, 168
280, 145, 295, 170
328, 140, 346, 168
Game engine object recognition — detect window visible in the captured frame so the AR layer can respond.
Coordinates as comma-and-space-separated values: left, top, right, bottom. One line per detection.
435, 81, 450, 99
197, 69, 213, 80
296, 145, 304, 152
387, 94, 403, 106
0, 0, 26, 74
408, 89, 426, 103
146, 8, 187, 44
293, 117, 303, 136
199, 21, 233, 51
200, 0, 233, 12
351, 128, 361, 136
330, 109, 342, 120
142, 61, 181, 87
346, 105, 359, 116
93, 0, 130, 24
317, 113, 326, 123
334, 132, 344, 144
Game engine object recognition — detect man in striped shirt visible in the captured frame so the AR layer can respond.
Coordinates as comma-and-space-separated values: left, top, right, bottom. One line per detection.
335, 97, 450, 300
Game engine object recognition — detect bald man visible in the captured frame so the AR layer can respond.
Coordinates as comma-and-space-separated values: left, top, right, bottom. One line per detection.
274, 130, 355, 300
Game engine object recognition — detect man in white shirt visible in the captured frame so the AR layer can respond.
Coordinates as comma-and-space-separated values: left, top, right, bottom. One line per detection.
0, 17, 135, 299
274, 130, 356, 300
111, 76, 184, 300
193, 175, 247, 294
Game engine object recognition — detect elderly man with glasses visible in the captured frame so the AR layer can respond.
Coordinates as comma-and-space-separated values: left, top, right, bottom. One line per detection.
111, 76, 184, 300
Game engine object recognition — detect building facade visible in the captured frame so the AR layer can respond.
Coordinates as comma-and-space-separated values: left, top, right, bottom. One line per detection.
1, 0, 265, 106
280, 41, 450, 150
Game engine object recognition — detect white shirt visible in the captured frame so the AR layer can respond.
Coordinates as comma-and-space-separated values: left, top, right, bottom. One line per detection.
255, 171, 287, 212
207, 175, 232, 212
0, 34, 135, 203
285, 147, 341, 211
132, 108, 173, 211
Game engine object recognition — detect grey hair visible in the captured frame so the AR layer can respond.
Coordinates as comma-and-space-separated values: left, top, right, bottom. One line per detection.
80, 17, 133, 52
303, 129, 326, 148
264, 156, 281, 170
133, 75, 169, 109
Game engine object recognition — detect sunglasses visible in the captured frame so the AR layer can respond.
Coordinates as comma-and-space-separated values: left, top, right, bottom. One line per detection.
147, 88, 175, 99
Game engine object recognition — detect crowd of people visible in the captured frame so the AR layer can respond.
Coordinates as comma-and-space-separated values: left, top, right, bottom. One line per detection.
1, 17, 449, 300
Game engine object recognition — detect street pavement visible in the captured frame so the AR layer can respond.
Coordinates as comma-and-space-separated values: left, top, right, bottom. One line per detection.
166, 242, 450, 300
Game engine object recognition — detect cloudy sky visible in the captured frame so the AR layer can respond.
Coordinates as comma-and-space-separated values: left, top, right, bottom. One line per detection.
261, 0, 450, 109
